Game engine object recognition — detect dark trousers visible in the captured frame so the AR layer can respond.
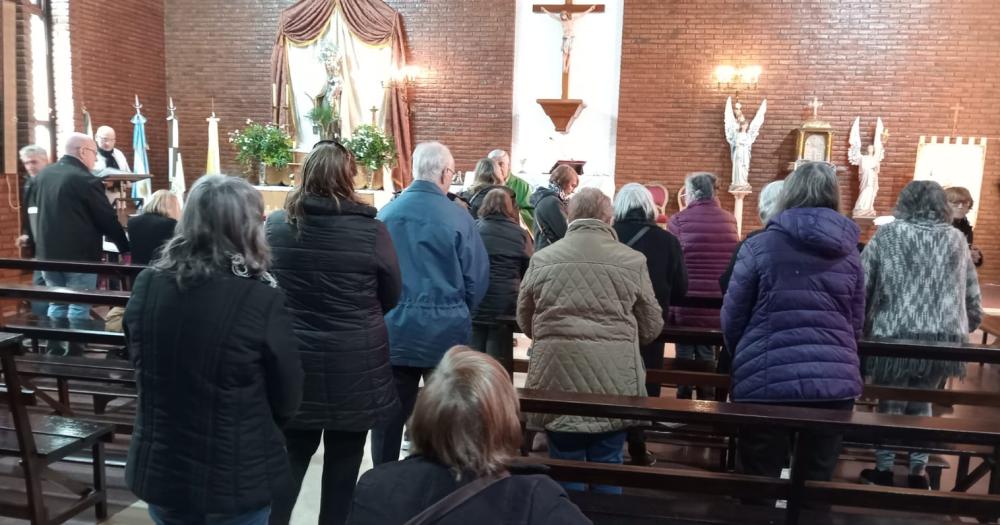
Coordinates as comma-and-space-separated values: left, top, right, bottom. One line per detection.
270, 429, 367, 525
738, 399, 855, 482
470, 323, 514, 377
370, 366, 433, 465
627, 337, 665, 458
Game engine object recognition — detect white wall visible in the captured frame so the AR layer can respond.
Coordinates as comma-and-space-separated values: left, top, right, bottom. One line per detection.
511, 0, 623, 181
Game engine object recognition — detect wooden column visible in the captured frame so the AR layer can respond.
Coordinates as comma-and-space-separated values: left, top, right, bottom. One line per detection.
0, 0, 16, 175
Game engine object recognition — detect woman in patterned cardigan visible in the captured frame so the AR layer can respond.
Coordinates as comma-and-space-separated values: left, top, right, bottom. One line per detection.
859, 180, 982, 489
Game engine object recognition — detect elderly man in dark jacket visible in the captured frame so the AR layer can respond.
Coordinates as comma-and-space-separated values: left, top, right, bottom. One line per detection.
373, 141, 490, 465
471, 187, 532, 374
26, 133, 129, 354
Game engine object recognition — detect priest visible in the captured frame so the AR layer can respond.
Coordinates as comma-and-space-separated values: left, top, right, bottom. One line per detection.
94, 126, 130, 172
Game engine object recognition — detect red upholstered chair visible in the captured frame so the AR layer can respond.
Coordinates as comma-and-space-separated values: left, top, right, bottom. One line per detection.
644, 183, 669, 226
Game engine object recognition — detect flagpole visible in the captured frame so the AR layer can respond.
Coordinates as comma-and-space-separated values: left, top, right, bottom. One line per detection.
131, 95, 152, 200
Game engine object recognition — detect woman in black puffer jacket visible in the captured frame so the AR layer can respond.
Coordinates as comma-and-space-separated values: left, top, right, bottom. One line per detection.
470, 188, 532, 375
265, 142, 402, 525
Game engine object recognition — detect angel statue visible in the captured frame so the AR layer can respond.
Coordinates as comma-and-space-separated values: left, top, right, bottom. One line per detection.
724, 96, 767, 192
541, 5, 596, 73
848, 117, 886, 218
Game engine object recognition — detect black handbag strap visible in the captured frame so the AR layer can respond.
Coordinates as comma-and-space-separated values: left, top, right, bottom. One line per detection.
626, 226, 651, 247
404, 471, 511, 525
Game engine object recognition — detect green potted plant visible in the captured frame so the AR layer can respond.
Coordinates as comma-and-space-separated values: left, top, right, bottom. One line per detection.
306, 103, 339, 141
343, 124, 397, 190
228, 120, 294, 185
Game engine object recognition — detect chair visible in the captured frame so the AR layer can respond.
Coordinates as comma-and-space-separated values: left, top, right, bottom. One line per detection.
643, 183, 669, 227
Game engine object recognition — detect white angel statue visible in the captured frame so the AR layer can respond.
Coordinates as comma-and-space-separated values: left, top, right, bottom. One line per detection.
724, 96, 767, 192
849, 117, 885, 218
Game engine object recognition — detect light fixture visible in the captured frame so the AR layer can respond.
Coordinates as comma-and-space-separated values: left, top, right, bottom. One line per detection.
713, 64, 761, 90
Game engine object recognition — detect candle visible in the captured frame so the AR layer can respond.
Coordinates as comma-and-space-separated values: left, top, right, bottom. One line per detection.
272, 83, 277, 108
285, 83, 291, 107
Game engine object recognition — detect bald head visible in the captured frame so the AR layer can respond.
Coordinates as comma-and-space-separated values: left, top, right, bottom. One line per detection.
95, 126, 117, 151
65, 133, 98, 171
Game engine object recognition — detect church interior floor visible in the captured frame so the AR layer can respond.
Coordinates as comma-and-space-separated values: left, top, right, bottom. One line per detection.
31, 321, 1000, 524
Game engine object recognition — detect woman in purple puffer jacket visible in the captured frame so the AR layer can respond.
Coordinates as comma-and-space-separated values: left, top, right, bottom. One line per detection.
721, 161, 864, 484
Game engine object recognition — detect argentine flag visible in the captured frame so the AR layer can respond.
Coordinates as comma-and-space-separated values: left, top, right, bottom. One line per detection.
132, 96, 151, 201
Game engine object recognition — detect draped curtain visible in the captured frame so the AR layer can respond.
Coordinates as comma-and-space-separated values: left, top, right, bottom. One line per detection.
272, 0, 413, 188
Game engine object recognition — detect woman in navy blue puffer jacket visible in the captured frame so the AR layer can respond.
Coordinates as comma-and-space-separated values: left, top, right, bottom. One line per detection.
722, 161, 864, 484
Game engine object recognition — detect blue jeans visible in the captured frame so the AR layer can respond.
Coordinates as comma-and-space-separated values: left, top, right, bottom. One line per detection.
30, 271, 48, 317
148, 505, 270, 525
547, 430, 626, 494
40, 271, 97, 319
675, 344, 716, 399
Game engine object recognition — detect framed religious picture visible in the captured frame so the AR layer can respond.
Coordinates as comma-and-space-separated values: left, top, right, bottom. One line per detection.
796, 126, 834, 163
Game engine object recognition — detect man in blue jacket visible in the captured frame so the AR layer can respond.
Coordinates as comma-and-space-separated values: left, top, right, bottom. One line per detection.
372, 141, 490, 464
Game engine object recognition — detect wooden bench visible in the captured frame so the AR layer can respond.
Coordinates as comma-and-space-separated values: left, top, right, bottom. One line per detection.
2, 316, 125, 352
518, 388, 1000, 524
0, 284, 129, 308
15, 355, 135, 429
0, 332, 114, 524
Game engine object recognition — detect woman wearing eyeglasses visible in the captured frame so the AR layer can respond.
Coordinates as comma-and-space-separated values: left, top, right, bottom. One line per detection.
944, 186, 983, 267
265, 141, 403, 525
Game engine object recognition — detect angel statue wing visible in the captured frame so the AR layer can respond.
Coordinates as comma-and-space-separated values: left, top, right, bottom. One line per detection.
724, 96, 738, 145
848, 116, 862, 166
746, 99, 767, 142
873, 117, 885, 162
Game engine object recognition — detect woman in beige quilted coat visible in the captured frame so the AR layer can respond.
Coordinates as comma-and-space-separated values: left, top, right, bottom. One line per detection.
517, 188, 664, 494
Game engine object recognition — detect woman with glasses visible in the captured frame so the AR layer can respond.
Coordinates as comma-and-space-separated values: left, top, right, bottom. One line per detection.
124, 175, 303, 525
859, 180, 982, 489
266, 141, 402, 525
722, 162, 864, 487
945, 186, 983, 267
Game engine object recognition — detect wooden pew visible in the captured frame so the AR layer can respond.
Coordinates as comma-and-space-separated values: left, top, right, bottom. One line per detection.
0, 284, 129, 308
0, 332, 113, 524
517, 388, 1000, 524
0, 258, 144, 278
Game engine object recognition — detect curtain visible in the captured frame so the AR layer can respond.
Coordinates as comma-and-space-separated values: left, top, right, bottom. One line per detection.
272, 0, 413, 188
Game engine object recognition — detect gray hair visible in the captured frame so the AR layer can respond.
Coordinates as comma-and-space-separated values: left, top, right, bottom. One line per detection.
758, 180, 785, 224
412, 141, 453, 183
487, 149, 509, 164
409, 346, 521, 478
685, 172, 717, 202
776, 162, 840, 213
94, 125, 115, 139
568, 187, 613, 224
894, 180, 952, 224
18, 145, 48, 160
153, 175, 270, 288
64, 133, 94, 157
613, 183, 656, 222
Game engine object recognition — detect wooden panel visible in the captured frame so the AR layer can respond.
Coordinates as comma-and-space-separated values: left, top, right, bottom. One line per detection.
0, 0, 15, 175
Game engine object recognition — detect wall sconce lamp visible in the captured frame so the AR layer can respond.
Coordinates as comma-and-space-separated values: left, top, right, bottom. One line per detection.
714, 64, 762, 90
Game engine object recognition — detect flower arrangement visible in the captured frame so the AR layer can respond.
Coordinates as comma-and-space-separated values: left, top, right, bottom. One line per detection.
228, 120, 294, 169
343, 124, 397, 172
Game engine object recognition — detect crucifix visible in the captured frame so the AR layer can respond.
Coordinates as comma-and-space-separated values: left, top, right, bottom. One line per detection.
950, 102, 964, 136
808, 96, 823, 120
532, 0, 604, 133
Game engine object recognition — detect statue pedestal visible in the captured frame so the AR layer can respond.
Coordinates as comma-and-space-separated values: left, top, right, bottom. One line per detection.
729, 188, 752, 238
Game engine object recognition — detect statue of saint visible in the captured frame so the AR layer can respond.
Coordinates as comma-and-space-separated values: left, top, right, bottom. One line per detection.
309, 43, 344, 140
849, 117, 886, 218
541, 6, 596, 73
724, 96, 767, 191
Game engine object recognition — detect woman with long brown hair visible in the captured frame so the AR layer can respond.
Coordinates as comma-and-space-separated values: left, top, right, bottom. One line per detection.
265, 141, 402, 525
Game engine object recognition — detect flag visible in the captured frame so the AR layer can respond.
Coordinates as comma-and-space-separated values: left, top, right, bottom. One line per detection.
171, 151, 186, 205
131, 95, 152, 200
81, 106, 93, 137
206, 112, 221, 175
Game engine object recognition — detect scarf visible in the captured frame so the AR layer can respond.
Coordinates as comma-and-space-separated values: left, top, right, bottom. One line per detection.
98, 148, 118, 169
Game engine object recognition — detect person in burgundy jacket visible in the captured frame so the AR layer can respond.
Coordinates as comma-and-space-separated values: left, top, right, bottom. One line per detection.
668, 172, 739, 399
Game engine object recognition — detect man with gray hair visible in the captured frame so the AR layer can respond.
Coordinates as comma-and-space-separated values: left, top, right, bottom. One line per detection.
487, 149, 534, 229
26, 133, 130, 354
17, 145, 50, 317
668, 172, 739, 399
373, 141, 489, 464
519, 187, 663, 485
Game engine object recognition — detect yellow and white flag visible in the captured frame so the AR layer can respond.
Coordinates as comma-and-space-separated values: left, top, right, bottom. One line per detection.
206, 112, 221, 175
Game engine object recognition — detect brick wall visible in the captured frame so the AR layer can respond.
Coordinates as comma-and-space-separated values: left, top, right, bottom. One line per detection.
615, 0, 1000, 280
68, 0, 168, 187
162, 0, 514, 182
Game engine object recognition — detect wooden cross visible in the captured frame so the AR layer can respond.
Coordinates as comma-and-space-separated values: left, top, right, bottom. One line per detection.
808, 96, 823, 120
951, 103, 964, 136
533, 0, 604, 100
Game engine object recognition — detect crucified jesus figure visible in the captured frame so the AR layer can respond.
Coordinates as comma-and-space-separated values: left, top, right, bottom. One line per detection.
541, 5, 596, 73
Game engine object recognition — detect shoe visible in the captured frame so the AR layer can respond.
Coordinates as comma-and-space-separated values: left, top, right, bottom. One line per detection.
629, 451, 657, 467
907, 474, 930, 490
860, 468, 894, 486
